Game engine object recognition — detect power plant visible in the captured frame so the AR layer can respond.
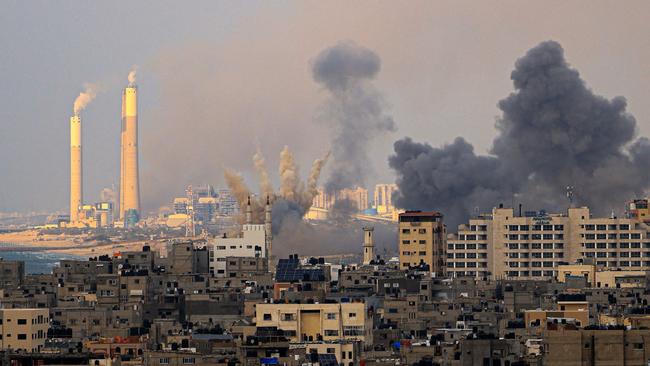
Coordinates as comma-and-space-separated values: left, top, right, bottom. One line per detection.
69, 115, 82, 222
119, 75, 141, 223
67, 73, 141, 228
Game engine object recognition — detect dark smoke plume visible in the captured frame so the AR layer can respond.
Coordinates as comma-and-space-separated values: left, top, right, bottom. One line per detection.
390, 40, 650, 229
312, 41, 396, 193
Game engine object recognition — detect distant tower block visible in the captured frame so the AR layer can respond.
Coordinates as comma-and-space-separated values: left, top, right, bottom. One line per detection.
70, 115, 82, 222
363, 226, 375, 265
119, 83, 140, 220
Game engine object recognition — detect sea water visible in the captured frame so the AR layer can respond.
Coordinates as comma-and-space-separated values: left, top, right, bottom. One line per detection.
0, 243, 83, 274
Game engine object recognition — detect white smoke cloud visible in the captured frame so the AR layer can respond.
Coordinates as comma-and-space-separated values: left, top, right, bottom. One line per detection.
73, 83, 97, 115
128, 66, 137, 85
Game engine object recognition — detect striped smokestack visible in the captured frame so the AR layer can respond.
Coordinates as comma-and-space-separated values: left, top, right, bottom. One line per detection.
119, 74, 140, 221
70, 115, 82, 222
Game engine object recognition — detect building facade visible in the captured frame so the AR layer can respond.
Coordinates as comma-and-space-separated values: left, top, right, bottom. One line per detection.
209, 224, 267, 276
0, 308, 49, 352
255, 302, 371, 345
398, 211, 446, 276
446, 206, 650, 280
373, 184, 397, 214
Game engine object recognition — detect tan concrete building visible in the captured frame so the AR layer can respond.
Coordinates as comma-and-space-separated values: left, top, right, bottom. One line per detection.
0, 308, 49, 352
544, 328, 650, 366
398, 211, 446, 276
447, 206, 650, 280
255, 302, 371, 345
557, 263, 646, 288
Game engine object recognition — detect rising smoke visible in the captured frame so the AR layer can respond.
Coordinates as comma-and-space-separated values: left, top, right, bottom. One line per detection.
312, 41, 396, 193
390, 40, 650, 228
225, 146, 327, 226
128, 66, 137, 85
73, 84, 97, 115
225, 146, 396, 257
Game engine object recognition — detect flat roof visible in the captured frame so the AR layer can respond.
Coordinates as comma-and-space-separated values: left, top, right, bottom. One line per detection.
399, 211, 443, 217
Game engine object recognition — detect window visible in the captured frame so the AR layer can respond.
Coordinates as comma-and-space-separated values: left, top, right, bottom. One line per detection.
159, 359, 170, 365
343, 325, 363, 336
402, 229, 410, 234
282, 313, 295, 321
17, 334, 26, 340
182, 358, 195, 365
263, 313, 272, 321
402, 240, 410, 245
348, 313, 357, 318
419, 240, 426, 244
327, 313, 337, 320
324, 330, 339, 336
466, 244, 476, 249
447, 244, 454, 250
418, 228, 426, 234
17, 319, 26, 325
455, 244, 465, 250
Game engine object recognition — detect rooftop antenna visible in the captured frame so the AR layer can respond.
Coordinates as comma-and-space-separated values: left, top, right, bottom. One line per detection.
566, 186, 575, 208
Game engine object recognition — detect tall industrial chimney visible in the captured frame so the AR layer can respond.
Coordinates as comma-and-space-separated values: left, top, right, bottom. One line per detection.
119, 81, 140, 221
70, 115, 82, 222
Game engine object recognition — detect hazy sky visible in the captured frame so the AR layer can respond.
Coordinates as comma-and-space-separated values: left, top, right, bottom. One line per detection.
1, 1, 649, 213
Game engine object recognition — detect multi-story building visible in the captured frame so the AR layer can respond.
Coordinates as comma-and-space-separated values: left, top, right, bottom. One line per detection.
0, 260, 24, 290
209, 224, 267, 276
446, 206, 650, 280
0, 308, 49, 352
373, 184, 397, 214
338, 187, 369, 212
398, 211, 446, 276
217, 189, 239, 216
255, 301, 372, 345
312, 188, 336, 210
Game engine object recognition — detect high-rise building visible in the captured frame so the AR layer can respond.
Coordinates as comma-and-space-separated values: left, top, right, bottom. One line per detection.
217, 189, 239, 216
373, 183, 398, 214
119, 81, 140, 221
446, 206, 650, 280
338, 187, 369, 211
312, 187, 336, 210
398, 211, 446, 276
70, 115, 82, 222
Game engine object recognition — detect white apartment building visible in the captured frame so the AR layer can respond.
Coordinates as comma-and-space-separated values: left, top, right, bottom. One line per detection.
446, 206, 650, 280
209, 224, 267, 276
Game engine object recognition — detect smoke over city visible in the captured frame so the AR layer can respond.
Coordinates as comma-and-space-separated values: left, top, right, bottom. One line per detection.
223, 146, 394, 256
312, 41, 396, 193
224, 146, 327, 232
390, 40, 650, 228
72, 84, 97, 115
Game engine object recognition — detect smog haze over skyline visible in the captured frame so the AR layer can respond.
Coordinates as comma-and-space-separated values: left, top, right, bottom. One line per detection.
2, 1, 650, 216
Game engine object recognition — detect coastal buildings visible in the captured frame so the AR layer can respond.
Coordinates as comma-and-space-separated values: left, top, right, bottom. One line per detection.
446, 206, 650, 280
